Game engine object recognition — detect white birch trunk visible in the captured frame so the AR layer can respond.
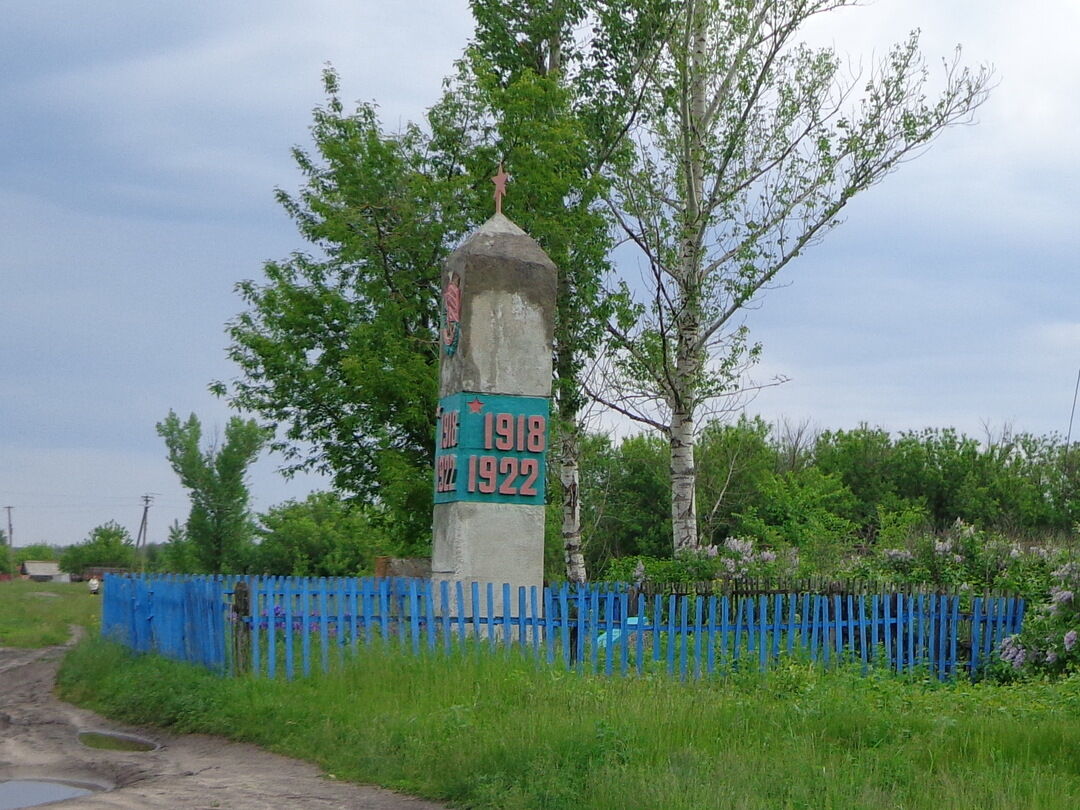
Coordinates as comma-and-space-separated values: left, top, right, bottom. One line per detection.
670, 407, 699, 553
560, 427, 587, 583
666, 0, 708, 555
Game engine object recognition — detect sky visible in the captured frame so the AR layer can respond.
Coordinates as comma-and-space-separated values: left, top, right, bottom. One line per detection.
2, 1, 1077, 548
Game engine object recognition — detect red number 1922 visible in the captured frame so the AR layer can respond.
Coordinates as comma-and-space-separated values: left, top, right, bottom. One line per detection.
467, 455, 539, 496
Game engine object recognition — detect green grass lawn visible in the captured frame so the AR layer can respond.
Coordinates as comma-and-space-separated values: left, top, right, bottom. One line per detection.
0, 579, 101, 647
58, 636, 1080, 809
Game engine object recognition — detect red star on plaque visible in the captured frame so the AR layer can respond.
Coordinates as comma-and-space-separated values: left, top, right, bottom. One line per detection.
467, 397, 485, 414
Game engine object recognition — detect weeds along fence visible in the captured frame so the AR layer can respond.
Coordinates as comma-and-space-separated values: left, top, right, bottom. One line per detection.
101, 574, 1025, 682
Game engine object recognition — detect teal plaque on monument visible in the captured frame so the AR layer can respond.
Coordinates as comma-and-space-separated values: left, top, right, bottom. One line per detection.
434, 392, 549, 505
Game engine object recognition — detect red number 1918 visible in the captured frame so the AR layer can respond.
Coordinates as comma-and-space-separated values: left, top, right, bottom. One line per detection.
483, 413, 546, 452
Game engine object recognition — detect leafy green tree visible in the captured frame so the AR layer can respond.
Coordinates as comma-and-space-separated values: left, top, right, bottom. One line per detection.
890, 428, 998, 530
733, 467, 858, 574
594, 0, 992, 553
579, 432, 672, 568
12, 542, 59, 564
151, 520, 201, 574
469, 0, 673, 581
813, 425, 912, 536
219, 5, 672, 577
156, 411, 267, 573
252, 492, 395, 577
59, 522, 136, 575
695, 416, 778, 545
215, 70, 482, 552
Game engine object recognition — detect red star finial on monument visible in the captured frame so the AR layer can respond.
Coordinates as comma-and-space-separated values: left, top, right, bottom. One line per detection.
491, 162, 509, 215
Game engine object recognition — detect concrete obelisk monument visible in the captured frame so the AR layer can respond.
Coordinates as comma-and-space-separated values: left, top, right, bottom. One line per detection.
431, 166, 556, 599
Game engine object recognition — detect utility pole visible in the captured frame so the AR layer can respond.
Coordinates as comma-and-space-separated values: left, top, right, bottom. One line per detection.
1066, 367, 1080, 528
4, 506, 12, 549
135, 494, 153, 572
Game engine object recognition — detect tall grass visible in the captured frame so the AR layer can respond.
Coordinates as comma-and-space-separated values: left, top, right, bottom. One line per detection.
0, 580, 100, 647
59, 637, 1080, 809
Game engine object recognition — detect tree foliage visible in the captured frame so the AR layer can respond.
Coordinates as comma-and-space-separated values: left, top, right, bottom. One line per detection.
156, 411, 267, 574
12, 542, 59, 564
251, 492, 396, 577
581, 418, 1078, 572
59, 522, 136, 575
579, 432, 672, 569
214, 70, 486, 551
150, 520, 201, 574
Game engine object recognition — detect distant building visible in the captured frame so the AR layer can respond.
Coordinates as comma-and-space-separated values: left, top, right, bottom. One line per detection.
20, 561, 70, 583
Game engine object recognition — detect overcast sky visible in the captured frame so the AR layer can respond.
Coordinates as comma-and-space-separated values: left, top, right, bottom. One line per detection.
2, 1, 1077, 548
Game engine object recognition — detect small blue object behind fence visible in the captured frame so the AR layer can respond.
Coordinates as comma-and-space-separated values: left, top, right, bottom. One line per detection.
101, 575, 1025, 681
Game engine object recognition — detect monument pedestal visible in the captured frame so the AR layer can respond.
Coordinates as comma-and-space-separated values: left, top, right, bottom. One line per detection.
430, 213, 557, 609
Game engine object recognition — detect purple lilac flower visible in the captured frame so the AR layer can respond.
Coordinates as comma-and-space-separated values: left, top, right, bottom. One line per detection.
934, 540, 953, 555
884, 549, 914, 564
724, 537, 755, 557
999, 635, 1027, 669
1053, 562, 1080, 582
1065, 630, 1078, 652
1046, 650, 1059, 665
758, 550, 777, 564
952, 519, 976, 538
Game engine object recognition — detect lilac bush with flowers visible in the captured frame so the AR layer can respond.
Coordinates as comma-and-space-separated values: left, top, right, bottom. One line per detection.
997, 559, 1080, 678
845, 519, 1060, 598
606, 536, 798, 587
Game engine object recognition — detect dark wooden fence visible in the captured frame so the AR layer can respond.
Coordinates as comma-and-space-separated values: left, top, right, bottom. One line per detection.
101, 574, 1025, 681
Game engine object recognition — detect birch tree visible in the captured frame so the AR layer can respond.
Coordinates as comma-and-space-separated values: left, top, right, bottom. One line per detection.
594, 0, 993, 553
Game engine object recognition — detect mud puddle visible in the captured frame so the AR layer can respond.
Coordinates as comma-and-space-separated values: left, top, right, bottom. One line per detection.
0, 779, 94, 809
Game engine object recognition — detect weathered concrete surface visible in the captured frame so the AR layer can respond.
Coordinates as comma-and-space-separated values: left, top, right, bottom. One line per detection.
439, 213, 557, 399
0, 632, 448, 810
432, 213, 557, 598
432, 502, 545, 604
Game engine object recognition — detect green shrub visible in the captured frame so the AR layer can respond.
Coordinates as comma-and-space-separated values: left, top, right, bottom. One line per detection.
602, 536, 796, 588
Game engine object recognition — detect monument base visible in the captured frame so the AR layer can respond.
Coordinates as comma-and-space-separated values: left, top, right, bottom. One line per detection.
431, 501, 544, 617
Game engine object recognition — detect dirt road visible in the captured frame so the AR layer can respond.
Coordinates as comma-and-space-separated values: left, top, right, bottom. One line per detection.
0, 632, 448, 809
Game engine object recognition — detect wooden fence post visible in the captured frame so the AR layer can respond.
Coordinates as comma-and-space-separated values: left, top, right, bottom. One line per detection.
233, 581, 251, 674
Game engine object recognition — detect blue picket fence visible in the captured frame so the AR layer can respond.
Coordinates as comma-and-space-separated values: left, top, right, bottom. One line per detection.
102, 574, 228, 671
101, 574, 1025, 681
